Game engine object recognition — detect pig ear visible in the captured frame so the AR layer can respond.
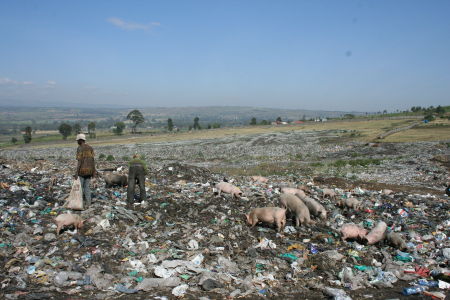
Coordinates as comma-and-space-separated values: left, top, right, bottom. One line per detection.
245, 214, 250, 222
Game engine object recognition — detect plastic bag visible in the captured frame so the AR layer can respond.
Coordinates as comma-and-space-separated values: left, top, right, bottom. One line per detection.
65, 178, 84, 210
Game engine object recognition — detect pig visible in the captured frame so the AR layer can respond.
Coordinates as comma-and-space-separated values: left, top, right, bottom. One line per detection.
364, 221, 387, 245
215, 182, 243, 199
245, 207, 286, 232
104, 172, 128, 188
322, 188, 336, 199
386, 232, 407, 250
340, 224, 368, 241
281, 187, 307, 199
279, 193, 314, 226
301, 196, 327, 219
54, 213, 84, 235
382, 189, 394, 195
338, 197, 362, 210
251, 176, 269, 183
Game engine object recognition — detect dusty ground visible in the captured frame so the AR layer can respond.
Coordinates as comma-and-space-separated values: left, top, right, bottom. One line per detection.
0, 128, 449, 299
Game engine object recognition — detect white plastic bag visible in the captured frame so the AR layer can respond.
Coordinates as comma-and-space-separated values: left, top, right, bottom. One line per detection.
65, 178, 84, 210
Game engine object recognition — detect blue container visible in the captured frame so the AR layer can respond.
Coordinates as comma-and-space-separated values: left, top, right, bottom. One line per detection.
402, 286, 425, 295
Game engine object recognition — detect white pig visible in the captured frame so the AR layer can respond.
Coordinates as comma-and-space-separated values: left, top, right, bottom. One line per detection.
54, 213, 84, 235
280, 187, 307, 200
340, 224, 368, 241
364, 221, 387, 245
301, 196, 327, 219
215, 182, 243, 199
246, 207, 286, 232
279, 193, 314, 226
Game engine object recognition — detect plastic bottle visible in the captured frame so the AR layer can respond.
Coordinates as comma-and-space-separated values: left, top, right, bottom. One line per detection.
417, 279, 439, 287
402, 286, 426, 295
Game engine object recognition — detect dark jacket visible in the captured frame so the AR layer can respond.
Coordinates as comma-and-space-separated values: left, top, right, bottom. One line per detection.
76, 143, 96, 177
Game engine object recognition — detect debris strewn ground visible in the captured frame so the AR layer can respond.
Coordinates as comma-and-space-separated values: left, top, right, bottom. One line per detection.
0, 130, 449, 299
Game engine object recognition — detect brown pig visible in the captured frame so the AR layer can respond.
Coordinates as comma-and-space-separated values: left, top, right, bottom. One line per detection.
364, 221, 387, 245
54, 213, 84, 235
251, 176, 269, 183
301, 197, 327, 219
338, 197, 362, 210
386, 232, 407, 250
104, 172, 128, 188
215, 182, 243, 199
245, 207, 286, 232
322, 188, 336, 199
340, 224, 368, 241
279, 193, 314, 226
280, 187, 306, 199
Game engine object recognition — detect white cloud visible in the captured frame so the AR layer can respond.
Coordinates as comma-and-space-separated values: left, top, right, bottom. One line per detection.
45, 80, 56, 89
107, 17, 160, 31
0, 77, 34, 86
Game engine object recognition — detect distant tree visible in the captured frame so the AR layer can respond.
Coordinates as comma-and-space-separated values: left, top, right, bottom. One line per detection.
73, 123, 81, 134
212, 123, 221, 128
383, 110, 387, 114
344, 114, 355, 119
11, 137, 18, 144
423, 114, 435, 122
207, 124, 212, 129
276, 116, 282, 123
260, 120, 269, 125
114, 121, 125, 135
250, 117, 257, 125
435, 105, 445, 114
22, 126, 32, 143
193, 117, 200, 130
58, 123, 72, 140
127, 109, 145, 133
167, 118, 174, 131
88, 122, 96, 138
188, 125, 192, 131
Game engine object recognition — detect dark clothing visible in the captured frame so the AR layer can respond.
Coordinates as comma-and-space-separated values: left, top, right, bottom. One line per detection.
76, 143, 96, 177
127, 163, 146, 203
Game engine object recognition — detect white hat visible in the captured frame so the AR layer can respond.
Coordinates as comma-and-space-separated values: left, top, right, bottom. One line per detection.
76, 133, 86, 141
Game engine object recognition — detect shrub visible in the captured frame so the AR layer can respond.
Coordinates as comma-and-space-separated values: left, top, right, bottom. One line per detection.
98, 153, 106, 160
106, 154, 115, 161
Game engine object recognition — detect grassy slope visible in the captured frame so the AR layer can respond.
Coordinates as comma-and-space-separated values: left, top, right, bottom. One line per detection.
2, 118, 450, 150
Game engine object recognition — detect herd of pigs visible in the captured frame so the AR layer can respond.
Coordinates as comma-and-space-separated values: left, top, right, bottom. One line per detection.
214, 179, 406, 250
58, 173, 408, 250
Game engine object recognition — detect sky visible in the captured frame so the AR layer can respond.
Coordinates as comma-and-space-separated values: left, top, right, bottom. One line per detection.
0, 0, 449, 112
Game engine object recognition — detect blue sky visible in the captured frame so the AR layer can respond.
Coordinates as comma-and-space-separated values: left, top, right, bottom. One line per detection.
0, 0, 449, 111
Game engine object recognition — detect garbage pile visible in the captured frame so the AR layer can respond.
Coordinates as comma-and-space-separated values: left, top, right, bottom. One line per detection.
0, 155, 449, 300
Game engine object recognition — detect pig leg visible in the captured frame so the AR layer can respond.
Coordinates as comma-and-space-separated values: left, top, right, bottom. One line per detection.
56, 224, 62, 235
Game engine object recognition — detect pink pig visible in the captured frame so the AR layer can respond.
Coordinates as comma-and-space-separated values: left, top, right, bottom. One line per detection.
251, 176, 269, 183
280, 187, 306, 199
364, 221, 387, 245
280, 193, 314, 226
340, 224, 368, 241
54, 213, 84, 235
301, 197, 327, 220
322, 188, 336, 199
215, 182, 243, 199
245, 207, 286, 232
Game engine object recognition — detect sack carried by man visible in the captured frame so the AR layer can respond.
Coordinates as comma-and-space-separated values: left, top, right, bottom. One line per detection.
64, 178, 84, 210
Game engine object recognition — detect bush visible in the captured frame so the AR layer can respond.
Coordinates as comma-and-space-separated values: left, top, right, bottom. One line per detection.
11, 137, 18, 144
423, 114, 435, 121
99, 153, 106, 160
106, 154, 115, 161
122, 156, 130, 161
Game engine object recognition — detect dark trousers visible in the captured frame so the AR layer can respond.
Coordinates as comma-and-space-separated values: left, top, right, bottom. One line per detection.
127, 164, 146, 203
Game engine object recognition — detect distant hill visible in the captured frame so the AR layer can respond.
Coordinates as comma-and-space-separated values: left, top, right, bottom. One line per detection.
0, 105, 365, 130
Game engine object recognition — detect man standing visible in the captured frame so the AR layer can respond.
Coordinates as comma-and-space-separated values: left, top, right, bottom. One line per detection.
127, 154, 147, 205
75, 134, 96, 207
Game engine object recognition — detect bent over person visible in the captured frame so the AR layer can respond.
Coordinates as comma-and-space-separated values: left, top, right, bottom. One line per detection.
127, 155, 147, 204
75, 134, 96, 207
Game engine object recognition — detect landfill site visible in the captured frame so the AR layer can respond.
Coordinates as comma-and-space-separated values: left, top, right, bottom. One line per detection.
0, 129, 449, 300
